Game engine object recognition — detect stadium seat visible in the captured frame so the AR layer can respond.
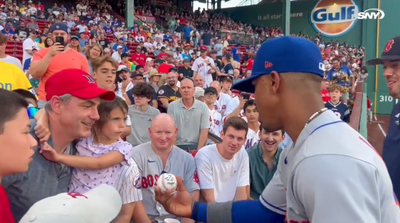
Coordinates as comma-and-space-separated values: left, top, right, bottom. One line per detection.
190, 150, 198, 157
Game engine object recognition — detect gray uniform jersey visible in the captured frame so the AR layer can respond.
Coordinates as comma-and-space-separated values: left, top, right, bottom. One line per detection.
132, 141, 199, 221
261, 111, 400, 222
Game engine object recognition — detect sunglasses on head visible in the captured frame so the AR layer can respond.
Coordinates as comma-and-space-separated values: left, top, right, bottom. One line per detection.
27, 106, 40, 119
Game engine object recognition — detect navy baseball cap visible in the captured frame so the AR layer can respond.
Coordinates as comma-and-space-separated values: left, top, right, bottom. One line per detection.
232, 37, 324, 93
70, 35, 79, 41
49, 23, 69, 34
368, 36, 400, 65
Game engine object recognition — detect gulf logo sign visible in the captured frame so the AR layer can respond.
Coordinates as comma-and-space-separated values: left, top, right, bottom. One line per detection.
310, 0, 360, 37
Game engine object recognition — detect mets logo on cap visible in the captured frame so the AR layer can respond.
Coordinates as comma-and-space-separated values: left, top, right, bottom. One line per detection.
310, 0, 360, 37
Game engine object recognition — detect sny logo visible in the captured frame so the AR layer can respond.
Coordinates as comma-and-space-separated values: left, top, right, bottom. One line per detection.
357, 8, 385, 20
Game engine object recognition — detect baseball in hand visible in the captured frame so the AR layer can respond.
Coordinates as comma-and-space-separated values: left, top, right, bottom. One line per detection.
157, 173, 177, 192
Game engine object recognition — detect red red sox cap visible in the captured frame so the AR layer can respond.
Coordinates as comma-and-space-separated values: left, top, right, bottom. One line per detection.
45, 69, 116, 101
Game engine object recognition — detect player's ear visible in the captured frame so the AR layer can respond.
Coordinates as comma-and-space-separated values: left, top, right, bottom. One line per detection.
220, 130, 226, 140
269, 71, 281, 94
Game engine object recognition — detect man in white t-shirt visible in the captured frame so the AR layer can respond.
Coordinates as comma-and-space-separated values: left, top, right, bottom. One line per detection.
76, 21, 87, 33
22, 30, 38, 65
0, 33, 22, 70
195, 117, 249, 203
192, 46, 215, 87
112, 45, 123, 63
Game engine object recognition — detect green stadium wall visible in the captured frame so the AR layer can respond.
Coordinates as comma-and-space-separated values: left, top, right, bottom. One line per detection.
219, 0, 362, 45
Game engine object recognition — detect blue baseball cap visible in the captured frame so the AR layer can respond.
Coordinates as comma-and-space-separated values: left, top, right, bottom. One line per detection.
232, 37, 324, 93
49, 23, 69, 34
70, 35, 79, 41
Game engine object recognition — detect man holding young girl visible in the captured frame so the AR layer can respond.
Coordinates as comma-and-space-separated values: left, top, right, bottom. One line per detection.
2, 69, 150, 222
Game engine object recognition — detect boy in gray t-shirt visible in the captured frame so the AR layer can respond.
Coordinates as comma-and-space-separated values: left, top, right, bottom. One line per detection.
126, 83, 160, 146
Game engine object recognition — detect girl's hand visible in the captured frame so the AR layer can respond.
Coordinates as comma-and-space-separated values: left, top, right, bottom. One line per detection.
34, 124, 50, 143
34, 110, 51, 142
40, 142, 60, 162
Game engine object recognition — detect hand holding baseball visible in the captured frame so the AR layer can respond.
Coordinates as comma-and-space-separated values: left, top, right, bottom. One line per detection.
157, 173, 177, 192
155, 176, 193, 218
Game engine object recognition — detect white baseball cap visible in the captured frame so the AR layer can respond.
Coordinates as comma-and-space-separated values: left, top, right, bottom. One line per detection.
19, 185, 122, 223
194, 87, 205, 98
117, 65, 129, 72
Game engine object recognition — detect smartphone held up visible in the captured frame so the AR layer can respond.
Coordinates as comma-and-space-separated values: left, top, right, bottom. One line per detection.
55, 36, 65, 51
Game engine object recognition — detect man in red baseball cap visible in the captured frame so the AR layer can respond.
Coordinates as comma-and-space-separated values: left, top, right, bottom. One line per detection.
43, 68, 115, 139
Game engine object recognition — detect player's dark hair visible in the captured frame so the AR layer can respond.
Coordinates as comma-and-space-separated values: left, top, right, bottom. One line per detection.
0, 89, 29, 134
132, 82, 155, 100
243, 99, 256, 112
223, 117, 248, 136
92, 97, 128, 137
13, 89, 37, 104
259, 125, 285, 135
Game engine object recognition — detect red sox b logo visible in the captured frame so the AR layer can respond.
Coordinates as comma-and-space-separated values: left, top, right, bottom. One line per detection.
82, 75, 96, 84
384, 39, 394, 53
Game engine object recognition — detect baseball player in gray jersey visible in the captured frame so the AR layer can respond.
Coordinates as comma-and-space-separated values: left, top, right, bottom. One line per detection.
154, 37, 400, 223
132, 113, 199, 223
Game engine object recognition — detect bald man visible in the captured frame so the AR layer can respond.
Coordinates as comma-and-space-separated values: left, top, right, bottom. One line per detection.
131, 113, 200, 223
210, 81, 238, 120
194, 75, 205, 88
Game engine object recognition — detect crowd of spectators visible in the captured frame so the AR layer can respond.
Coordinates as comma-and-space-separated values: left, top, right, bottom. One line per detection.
0, 0, 370, 222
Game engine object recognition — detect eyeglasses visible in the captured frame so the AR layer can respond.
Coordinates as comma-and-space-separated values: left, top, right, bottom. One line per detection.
27, 107, 40, 119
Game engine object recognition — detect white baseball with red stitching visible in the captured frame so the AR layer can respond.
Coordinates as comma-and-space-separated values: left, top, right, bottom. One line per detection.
157, 173, 177, 192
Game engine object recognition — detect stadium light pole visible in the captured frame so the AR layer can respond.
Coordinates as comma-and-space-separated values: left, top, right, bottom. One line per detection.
126, 0, 134, 28
283, 0, 290, 36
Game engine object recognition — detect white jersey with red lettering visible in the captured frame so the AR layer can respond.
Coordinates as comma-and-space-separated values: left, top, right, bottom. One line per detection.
260, 111, 400, 223
214, 92, 236, 118
192, 56, 215, 87
131, 142, 199, 222
209, 108, 223, 138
